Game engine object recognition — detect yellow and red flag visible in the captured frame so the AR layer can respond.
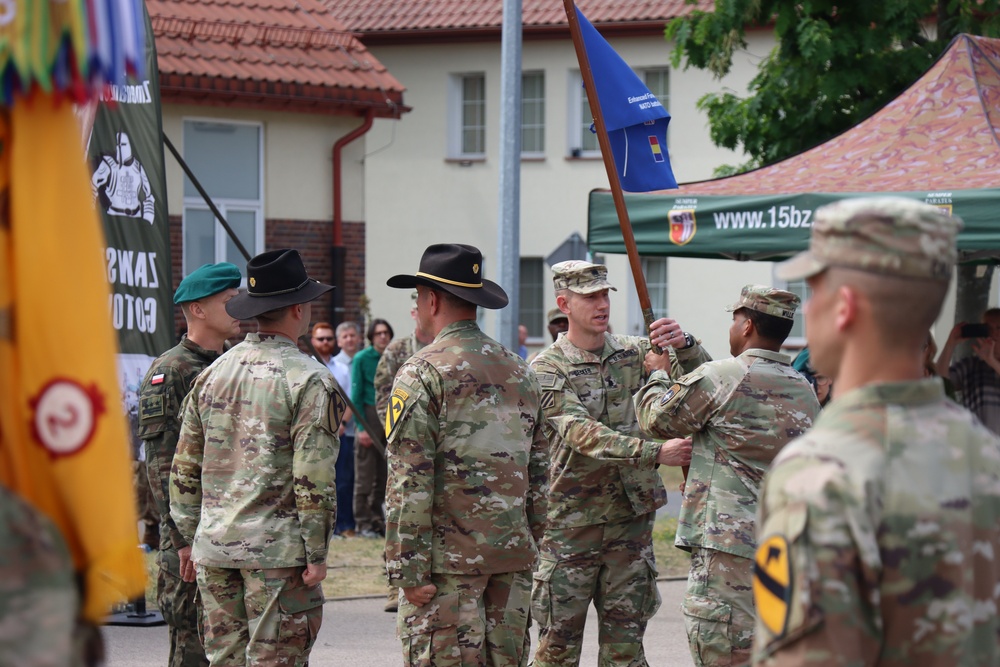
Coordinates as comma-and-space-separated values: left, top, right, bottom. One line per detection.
0, 93, 145, 621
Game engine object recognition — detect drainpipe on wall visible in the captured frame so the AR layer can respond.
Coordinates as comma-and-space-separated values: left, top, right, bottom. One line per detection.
331, 110, 375, 332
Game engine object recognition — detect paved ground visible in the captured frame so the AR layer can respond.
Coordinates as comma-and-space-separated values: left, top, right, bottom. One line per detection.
104, 578, 694, 666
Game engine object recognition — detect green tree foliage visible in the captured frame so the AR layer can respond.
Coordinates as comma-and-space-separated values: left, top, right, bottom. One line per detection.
667, 0, 1000, 175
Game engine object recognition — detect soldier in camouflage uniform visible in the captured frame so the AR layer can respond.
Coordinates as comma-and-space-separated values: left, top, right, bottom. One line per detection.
373, 292, 433, 613
137, 262, 242, 667
383, 244, 548, 667
636, 284, 819, 666
0, 483, 87, 666
170, 249, 343, 667
752, 197, 1000, 666
530, 260, 703, 667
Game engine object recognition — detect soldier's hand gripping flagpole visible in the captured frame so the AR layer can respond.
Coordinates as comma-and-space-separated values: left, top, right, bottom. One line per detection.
564, 1, 689, 478
563, 0, 665, 354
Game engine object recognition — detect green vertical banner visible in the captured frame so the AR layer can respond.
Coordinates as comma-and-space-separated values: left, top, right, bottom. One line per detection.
87, 5, 173, 425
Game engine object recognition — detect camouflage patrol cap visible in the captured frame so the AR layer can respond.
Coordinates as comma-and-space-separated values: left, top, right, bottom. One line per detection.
547, 307, 568, 324
726, 285, 800, 320
776, 197, 961, 282
551, 260, 617, 294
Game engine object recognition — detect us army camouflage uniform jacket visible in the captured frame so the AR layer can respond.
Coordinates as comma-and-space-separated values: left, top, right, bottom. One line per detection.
170, 332, 343, 568
384, 320, 548, 587
138, 336, 224, 571
374, 332, 427, 426
531, 333, 709, 530
753, 379, 1000, 667
635, 348, 819, 559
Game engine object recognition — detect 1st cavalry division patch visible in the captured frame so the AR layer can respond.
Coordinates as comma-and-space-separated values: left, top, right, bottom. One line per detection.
385, 387, 409, 438
753, 535, 793, 637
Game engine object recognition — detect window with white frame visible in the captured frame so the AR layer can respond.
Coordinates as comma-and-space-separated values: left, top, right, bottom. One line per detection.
644, 68, 670, 144
567, 70, 599, 157
780, 277, 811, 341
519, 257, 545, 337
182, 120, 263, 278
521, 71, 545, 156
643, 257, 669, 320
449, 73, 486, 158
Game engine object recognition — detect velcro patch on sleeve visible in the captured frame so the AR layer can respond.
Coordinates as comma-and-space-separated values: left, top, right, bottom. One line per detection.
139, 394, 165, 420
659, 384, 681, 406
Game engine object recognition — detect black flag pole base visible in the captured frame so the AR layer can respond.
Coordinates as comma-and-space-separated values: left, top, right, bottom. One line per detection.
104, 595, 165, 627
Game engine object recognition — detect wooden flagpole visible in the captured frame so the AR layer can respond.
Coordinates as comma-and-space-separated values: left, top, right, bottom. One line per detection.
562, 0, 662, 354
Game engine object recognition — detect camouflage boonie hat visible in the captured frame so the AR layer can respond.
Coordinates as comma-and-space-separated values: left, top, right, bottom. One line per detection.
726, 285, 800, 320
551, 260, 617, 294
776, 197, 961, 282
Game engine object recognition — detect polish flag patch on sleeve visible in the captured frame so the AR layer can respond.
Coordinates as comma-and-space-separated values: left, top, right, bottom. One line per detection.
151, 374, 165, 386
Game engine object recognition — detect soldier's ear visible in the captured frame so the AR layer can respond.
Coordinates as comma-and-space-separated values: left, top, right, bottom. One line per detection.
834, 285, 858, 332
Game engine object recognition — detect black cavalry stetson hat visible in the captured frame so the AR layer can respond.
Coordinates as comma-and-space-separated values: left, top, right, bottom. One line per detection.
387, 244, 508, 309
226, 249, 335, 320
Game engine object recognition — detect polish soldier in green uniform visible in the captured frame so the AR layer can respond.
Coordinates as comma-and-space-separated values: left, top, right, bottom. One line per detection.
636, 284, 819, 666
752, 197, 1000, 666
170, 249, 343, 666
137, 261, 242, 667
383, 244, 549, 667
530, 260, 703, 667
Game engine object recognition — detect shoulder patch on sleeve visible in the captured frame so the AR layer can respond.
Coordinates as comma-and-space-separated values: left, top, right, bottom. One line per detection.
754, 501, 818, 654
385, 385, 415, 441
139, 394, 165, 420
535, 372, 559, 390
323, 390, 347, 434
659, 384, 680, 406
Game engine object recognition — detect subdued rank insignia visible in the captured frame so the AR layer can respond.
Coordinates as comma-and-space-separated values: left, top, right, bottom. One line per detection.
139, 394, 165, 419
754, 535, 792, 636
659, 384, 680, 406
385, 387, 408, 438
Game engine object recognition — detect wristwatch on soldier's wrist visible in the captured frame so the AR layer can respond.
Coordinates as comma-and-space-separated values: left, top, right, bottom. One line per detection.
680, 332, 695, 350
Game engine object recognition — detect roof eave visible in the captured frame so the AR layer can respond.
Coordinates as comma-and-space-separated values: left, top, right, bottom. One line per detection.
353, 20, 672, 46
159, 75, 409, 118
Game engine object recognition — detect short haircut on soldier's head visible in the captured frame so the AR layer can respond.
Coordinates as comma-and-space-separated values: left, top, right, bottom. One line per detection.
336, 321, 361, 336
255, 304, 295, 325
311, 321, 333, 336
738, 308, 794, 344
829, 268, 949, 346
982, 308, 1000, 322
432, 287, 477, 313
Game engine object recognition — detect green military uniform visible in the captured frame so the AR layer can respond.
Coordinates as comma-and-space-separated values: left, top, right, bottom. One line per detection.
635, 285, 819, 666
753, 198, 1000, 666
139, 336, 223, 666
137, 261, 242, 667
171, 330, 343, 665
530, 260, 710, 667
385, 319, 549, 666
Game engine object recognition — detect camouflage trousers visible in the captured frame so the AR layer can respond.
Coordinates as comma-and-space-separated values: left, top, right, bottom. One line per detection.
157, 549, 208, 667
396, 569, 532, 667
683, 548, 754, 667
531, 512, 660, 667
196, 565, 324, 666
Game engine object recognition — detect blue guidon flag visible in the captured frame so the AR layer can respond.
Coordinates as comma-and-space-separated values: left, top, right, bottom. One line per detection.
577, 7, 678, 192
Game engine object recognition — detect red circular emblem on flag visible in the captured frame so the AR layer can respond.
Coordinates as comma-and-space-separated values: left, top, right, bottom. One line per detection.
30, 379, 106, 458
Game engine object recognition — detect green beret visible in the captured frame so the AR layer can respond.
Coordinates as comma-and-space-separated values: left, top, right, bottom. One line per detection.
173, 263, 243, 304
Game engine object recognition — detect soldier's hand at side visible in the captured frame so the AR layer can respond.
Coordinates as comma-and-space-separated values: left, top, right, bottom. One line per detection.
357, 430, 373, 447
656, 437, 692, 467
178, 546, 196, 583
645, 350, 672, 374
303, 562, 328, 586
403, 583, 437, 607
